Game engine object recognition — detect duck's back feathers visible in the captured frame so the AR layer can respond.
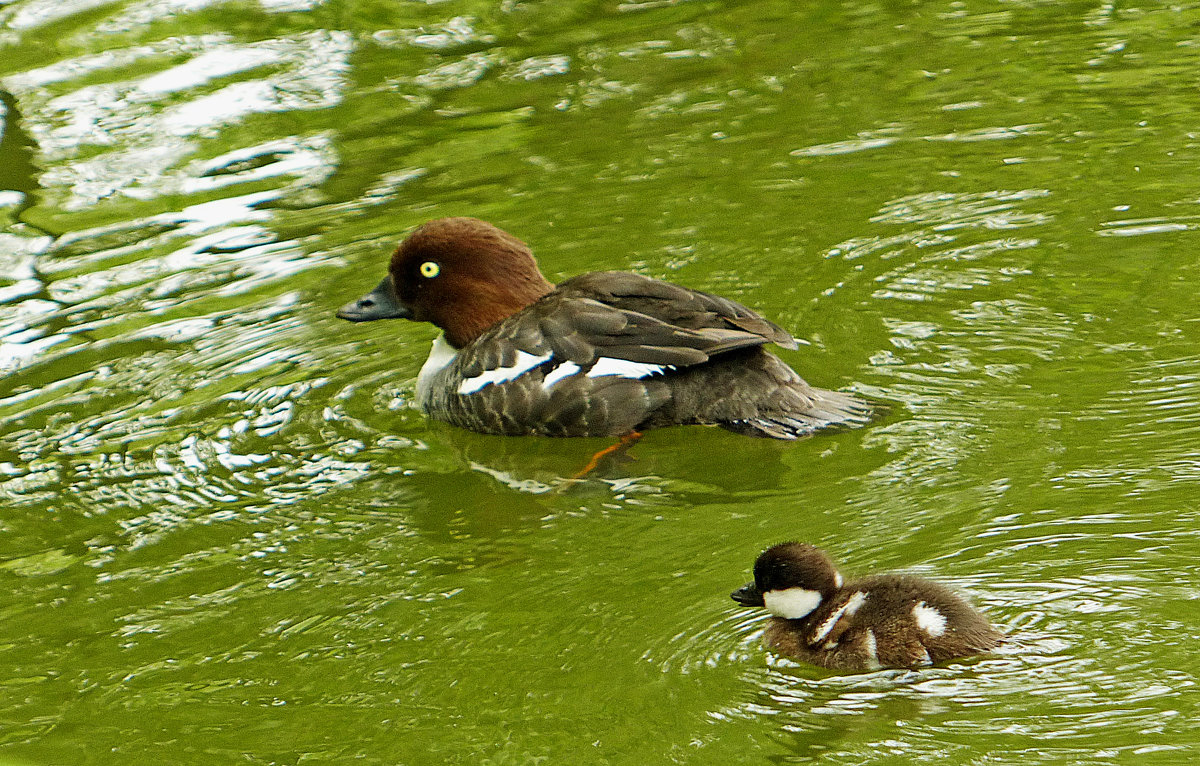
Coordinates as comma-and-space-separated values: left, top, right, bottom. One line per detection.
546, 271, 793, 364
558, 271, 799, 350
422, 272, 868, 438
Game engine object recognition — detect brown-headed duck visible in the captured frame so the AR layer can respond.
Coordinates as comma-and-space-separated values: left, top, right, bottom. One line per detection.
337, 217, 870, 438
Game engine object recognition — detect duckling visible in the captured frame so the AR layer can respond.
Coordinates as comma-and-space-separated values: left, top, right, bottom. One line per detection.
731, 542, 1002, 670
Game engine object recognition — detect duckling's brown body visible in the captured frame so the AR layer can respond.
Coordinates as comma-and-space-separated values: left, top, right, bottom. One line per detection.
733, 543, 1002, 671
761, 574, 1002, 670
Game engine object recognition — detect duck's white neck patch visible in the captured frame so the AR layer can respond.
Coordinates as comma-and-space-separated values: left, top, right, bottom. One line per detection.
417, 335, 458, 402
762, 588, 822, 620
458, 350, 553, 395
912, 601, 947, 637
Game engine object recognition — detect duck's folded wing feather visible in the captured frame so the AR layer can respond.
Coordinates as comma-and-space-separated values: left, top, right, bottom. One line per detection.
564, 271, 797, 345
483, 271, 801, 370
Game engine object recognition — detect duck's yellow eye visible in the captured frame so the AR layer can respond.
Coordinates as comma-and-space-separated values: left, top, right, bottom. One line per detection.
419, 261, 440, 278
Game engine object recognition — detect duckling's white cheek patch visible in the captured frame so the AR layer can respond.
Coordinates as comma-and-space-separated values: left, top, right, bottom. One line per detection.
912, 601, 947, 637
458, 351, 553, 395
763, 588, 822, 620
586, 358, 671, 379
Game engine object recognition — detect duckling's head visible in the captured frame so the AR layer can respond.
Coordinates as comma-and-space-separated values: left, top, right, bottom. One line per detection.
731, 542, 844, 620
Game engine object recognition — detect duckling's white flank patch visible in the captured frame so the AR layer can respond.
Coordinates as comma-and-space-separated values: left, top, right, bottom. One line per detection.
763, 588, 822, 620
912, 601, 947, 637
586, 357, 671, 379
833, 571, 843, 588
417, 335, 459, 401
458, 350, 553, 394
541, 361, 581, 389
812, 591, 867, 643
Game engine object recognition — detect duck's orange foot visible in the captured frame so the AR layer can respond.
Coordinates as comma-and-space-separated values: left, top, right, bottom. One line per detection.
570, 431, 643, 481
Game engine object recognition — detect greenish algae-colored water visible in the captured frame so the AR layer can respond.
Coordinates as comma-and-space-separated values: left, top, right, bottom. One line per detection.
3, 0, 1200, 762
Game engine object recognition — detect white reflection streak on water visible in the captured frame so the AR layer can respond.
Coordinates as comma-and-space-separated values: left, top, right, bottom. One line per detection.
0, 132, 338, 369
2, 32, 351, 208
3, 36, 224, 90
137, 46, 286, 96
0, 193, 291, 374
6, 0, 123, 29
95, 0, 229, 32
7, 0, 319, 31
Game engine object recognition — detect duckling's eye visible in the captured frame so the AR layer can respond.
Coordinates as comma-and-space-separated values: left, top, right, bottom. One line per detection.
419, 261, 440, 279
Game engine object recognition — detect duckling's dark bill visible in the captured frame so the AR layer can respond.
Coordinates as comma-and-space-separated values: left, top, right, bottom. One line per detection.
337, 276, 411, 322
731, 583, 765, 607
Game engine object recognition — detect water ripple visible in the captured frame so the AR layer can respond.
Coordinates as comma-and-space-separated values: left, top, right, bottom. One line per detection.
7, 31, 350, 208
2, 0, 1200, 762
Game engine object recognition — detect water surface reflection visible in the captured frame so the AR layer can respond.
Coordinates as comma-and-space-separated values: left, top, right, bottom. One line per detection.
4, 0, 1200, 763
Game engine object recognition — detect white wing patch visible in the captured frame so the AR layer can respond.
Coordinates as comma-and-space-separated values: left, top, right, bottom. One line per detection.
811, 591, 867, 644
913, 601, 947, 637
586, 357, 671, 379
541, 361, 581, 390
762, 588, 822, 620
864, 629, 880, 669
458, 350, 553, 395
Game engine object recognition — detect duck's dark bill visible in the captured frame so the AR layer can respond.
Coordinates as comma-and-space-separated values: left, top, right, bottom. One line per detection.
731, 583, 765, 607
337, 276, 411, 322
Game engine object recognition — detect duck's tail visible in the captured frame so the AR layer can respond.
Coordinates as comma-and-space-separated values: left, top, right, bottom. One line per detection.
719, 386, 876, 440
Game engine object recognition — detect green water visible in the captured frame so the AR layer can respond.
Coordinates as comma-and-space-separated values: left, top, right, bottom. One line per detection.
2, 0, 1199, 762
